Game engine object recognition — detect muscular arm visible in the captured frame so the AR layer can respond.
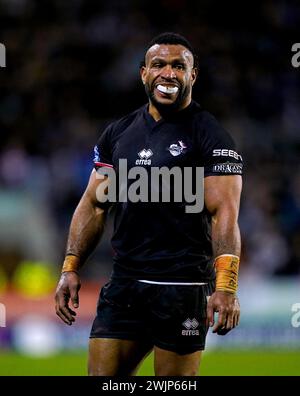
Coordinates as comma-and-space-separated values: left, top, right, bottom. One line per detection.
66, 169, 108, 263
205, 175, 242, 258
204, 175, 242, 335
55, 169, 109, 325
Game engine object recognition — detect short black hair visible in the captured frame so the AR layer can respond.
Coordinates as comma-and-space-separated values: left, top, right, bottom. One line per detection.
141, 32, 198, 68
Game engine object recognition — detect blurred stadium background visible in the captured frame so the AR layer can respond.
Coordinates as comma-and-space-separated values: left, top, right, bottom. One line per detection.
0, 0, 299, 376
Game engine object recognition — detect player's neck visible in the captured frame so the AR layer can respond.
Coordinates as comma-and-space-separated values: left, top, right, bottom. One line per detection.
148, 103, 162, 121
148, 98, 192, 121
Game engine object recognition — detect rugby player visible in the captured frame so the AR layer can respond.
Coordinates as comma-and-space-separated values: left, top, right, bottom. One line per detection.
55, 32, 243, 376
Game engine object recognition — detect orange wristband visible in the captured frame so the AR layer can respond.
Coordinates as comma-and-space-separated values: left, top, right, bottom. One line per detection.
61, 255, 80, 274
214, 254, 240, 294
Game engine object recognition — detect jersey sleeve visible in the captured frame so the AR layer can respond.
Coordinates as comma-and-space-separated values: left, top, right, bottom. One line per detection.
198, 112, 243, 177
93, 124, 114, 170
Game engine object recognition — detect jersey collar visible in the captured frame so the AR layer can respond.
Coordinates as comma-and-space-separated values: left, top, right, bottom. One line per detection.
143, 100, 200, 130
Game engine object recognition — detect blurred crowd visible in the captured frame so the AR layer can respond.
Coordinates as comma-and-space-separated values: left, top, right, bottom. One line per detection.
0, 0, 300, 281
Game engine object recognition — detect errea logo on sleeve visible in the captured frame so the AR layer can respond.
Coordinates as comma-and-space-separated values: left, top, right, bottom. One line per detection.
0, 43, 6, 67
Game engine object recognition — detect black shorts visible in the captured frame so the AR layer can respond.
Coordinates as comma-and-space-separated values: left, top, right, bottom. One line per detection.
90, 279, 215, 355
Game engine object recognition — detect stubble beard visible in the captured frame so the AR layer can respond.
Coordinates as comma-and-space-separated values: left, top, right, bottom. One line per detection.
145, 82, 191, 116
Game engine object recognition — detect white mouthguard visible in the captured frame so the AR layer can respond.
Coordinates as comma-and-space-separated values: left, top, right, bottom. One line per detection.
157, 84, 178, 94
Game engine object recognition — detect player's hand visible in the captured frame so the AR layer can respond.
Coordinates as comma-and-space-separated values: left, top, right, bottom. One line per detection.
55, 272, 81, 325
206, 291, 240, 335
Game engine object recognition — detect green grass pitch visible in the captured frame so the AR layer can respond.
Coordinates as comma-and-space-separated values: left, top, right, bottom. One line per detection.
0, 349, 299, 376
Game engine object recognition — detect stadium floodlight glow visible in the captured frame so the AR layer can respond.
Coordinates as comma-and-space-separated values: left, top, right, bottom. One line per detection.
157, 84, 178, 94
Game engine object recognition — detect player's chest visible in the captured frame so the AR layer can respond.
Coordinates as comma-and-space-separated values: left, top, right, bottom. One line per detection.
112, 125, 196, 169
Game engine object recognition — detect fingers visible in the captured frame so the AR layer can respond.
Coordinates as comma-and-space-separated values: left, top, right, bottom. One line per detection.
206, 298, 215, 328
234, 306, 240, 328
215, 298, 240, 335
55, 273, 81, 325
216, 312, 234, 335
235, 298, 240, 327
216, 326, 230, 336
70, 283, 81, 309
233, 311, 238, 328
55, 306, 75, 326
230, 298, 240, 329
226, 311, 234, 330
236, 311, 240, 326
212, 308, 226, 333
55, 292, 77, 325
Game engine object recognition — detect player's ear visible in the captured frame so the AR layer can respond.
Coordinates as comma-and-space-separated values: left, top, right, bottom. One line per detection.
191, 67, 198, 86
140, 65, 146, 85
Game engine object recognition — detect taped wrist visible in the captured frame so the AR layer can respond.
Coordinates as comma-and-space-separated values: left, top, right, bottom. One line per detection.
214, 254, 240, 294
61, 255, 80, 274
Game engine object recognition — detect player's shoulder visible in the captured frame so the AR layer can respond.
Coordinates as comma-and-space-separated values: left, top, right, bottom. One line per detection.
191, 103, 237, 149
104, 105, 146, 135
192, 103, 223, 130
193, 104, 230, 135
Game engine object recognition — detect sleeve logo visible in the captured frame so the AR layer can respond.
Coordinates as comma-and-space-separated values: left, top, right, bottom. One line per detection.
213, 162, 243, 174
213, 149, 242, 161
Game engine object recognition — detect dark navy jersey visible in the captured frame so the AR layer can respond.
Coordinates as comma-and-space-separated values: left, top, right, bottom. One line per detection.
93, 101, 243, 282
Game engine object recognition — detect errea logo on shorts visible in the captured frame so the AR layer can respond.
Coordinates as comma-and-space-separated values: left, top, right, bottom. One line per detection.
182, 318, 199, 336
